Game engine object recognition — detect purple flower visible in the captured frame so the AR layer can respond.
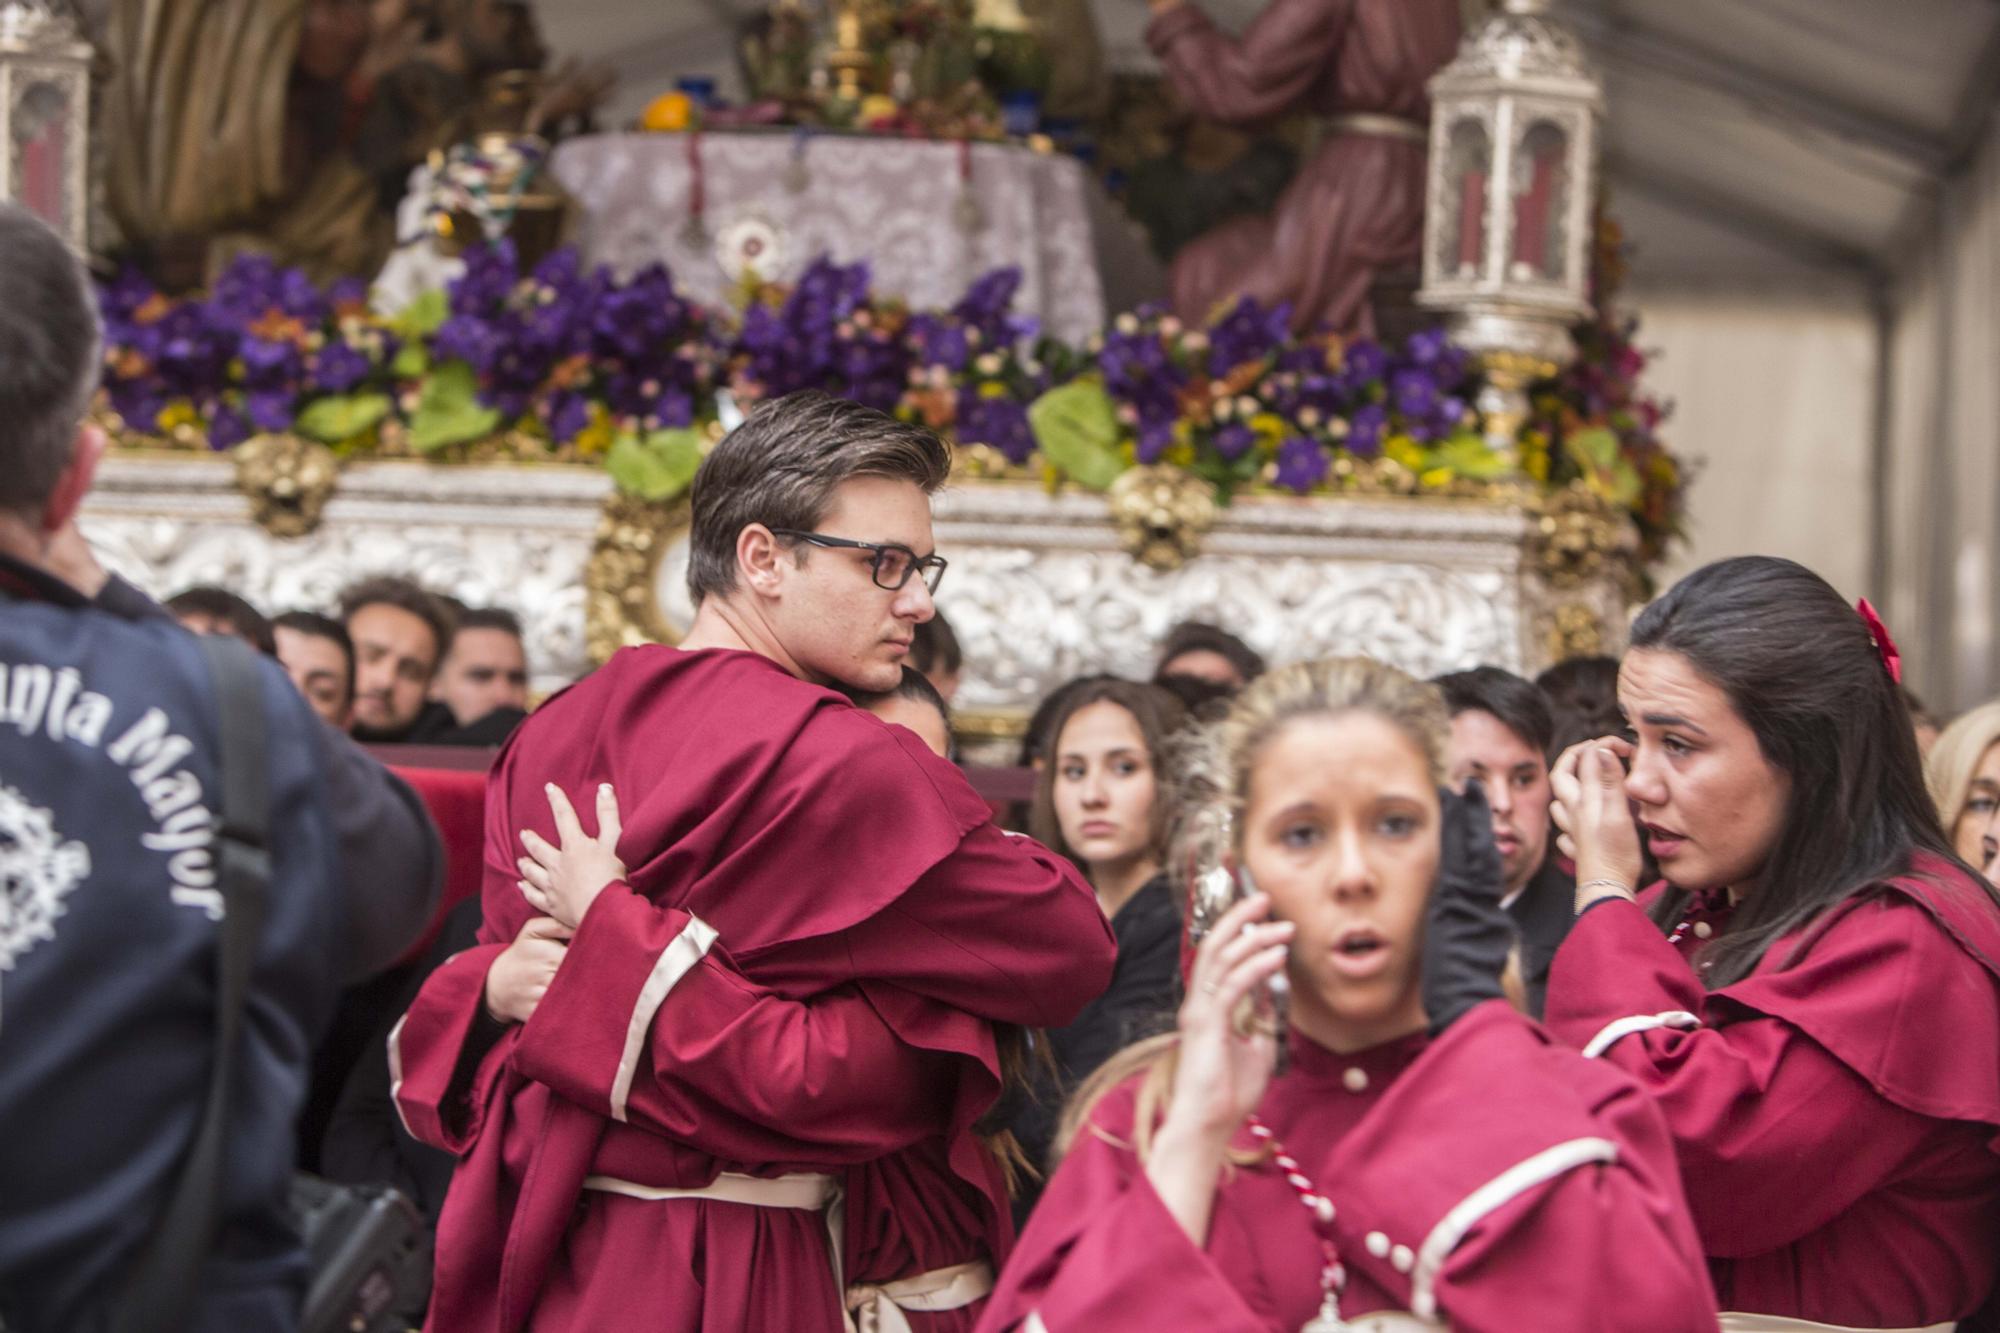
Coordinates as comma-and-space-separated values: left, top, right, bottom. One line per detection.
1347, 403, 1387, 457
547, 391, 591, 443
908, 314, 970, 372
448, 241, 520, 315
958, 392, 1035, 464
311, 341, 372, 394
1405, 326, 1451, 366
1274, 435, 1330, 492
245, 389, 296, 432
240, 336, 302, 388
328, 277, 369, 310
1343, 340, 1387, 386
108, 379, 167, 431
1390, 368, 1437, 419
1213, 421, 1255, 461
208, 403, 252, 450
1135, 418, 1175, 464
1205, 297, 1291, 376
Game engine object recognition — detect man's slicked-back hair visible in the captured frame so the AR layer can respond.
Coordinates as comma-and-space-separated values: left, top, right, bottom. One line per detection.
685, 390, 951, 605
0, 204, 102, 514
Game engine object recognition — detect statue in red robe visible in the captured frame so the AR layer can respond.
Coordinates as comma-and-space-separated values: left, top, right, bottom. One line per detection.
1146, 0, 1460, 335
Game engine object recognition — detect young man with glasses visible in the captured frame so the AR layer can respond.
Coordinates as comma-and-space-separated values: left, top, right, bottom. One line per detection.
394, 390, 1116, 1331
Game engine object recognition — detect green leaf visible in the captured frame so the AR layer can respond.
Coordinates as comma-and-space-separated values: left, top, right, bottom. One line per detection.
606, 427, 706, 501
1433, 432, 1513, 480
391, 340, 430, 378
1563, 425, 1621, 474
389, 288, 450, 339
407, 361, 502, 453
293, 392, 392, 445
1028, 379, 1126, 491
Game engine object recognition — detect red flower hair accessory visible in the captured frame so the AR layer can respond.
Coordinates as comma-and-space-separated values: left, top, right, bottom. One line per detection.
1856, 598, 1903, 684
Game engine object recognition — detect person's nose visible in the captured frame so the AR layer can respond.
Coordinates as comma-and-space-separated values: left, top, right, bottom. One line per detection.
1624, 745, 1667, 808
892, 576, 935, 624
1080, 767, 1109, 809
1488, 780, 1514, 818
1327, 828, 1374, 902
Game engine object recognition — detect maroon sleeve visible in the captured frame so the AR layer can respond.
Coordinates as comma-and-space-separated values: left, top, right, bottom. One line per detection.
1395, 1077, 1718, 1331
977, 1083, 1268, 1332
388, 941, 515, 1154
784, 824, 1119, 1031
509, 882, 964, 1163
1146, 0, 1354, 124
1544, 897, 1942, 1255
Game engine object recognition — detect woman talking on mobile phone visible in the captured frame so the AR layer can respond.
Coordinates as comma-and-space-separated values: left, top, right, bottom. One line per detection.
978, 657, 1715, 1333
1544, 556, 2000, 1332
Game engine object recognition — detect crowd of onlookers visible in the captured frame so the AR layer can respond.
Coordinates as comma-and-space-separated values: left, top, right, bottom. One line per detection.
157, 577, 531, 746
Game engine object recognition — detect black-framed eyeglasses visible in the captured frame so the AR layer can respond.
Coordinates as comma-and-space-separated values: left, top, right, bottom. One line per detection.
769, 529, 949, 595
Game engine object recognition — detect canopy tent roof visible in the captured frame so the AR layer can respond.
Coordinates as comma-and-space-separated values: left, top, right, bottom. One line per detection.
569, 0, 2000, 287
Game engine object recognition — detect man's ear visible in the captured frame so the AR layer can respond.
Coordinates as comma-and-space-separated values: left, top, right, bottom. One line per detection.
737, 523, 788, 598
42, 422, 105, 534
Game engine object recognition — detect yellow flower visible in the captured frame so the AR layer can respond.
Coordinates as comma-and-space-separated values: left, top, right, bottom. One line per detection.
977, 380, 1010, 399
1384, 435, 1427, 472
155, 400, 198, 433
1248, 412, 1286, 453
573, 403, 615, 457
1523, 448, 1551, 483
1419, 466, 1453, 489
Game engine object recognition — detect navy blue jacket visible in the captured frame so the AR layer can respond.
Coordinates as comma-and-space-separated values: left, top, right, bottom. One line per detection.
0, 555, 440, 1332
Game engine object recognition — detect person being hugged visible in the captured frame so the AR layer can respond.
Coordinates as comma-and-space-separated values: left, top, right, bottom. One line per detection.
980, 657, 1715, 1333
1546, 555, 2000, 1330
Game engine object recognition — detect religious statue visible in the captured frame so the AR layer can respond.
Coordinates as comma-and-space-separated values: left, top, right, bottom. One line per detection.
1145, 0, 1461, 336
101, 0, 605, 288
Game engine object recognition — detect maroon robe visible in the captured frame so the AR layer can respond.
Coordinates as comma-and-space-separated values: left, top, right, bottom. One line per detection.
1146, 0, 1459, 335
1545, 851, 2000, 1326
393, 646, 1116, 1330
978, 1002, 1716, 1331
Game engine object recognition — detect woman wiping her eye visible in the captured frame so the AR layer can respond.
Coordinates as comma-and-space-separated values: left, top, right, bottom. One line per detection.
1547, 555, 2000, 1331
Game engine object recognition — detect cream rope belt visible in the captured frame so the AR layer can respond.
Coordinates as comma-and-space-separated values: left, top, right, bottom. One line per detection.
1718, 1315, 1955, 1333
581, 1173, 992, 1333
1319, 111, 1428, 143
584, 1172, 849, 1319
845, 1258, 995, 1333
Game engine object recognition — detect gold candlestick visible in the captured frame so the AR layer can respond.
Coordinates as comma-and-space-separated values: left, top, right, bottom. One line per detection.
827, 0, 870, 99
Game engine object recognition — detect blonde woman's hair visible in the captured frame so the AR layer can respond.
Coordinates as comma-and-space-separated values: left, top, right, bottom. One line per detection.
1053, 656, 1450, 1167
1926, 700, 2000, 833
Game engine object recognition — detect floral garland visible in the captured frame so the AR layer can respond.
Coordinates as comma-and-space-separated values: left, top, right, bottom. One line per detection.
93, 236, 1682, 560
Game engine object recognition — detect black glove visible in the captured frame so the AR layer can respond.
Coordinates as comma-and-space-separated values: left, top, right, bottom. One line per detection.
1420, 780, 1514, 1035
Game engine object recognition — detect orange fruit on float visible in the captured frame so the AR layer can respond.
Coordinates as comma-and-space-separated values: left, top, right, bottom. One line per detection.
642, 91, 695, 132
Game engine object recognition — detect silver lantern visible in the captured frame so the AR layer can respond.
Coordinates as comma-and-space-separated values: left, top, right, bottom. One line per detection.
0, 0, 91, 253
1417, 0, 1601, 449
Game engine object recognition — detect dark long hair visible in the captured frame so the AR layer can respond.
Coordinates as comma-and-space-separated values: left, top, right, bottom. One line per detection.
1632, 556, 1994, 986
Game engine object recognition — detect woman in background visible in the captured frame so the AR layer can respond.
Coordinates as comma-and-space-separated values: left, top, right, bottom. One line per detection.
1012, 681, 1189, 1217
1926, 699, 2000, 888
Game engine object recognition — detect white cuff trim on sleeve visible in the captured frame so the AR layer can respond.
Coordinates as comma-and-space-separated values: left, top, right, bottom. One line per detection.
386, 1011, 415, 1138
1409, 1136, 1619, 1319
609, 913, 719, 1123
1581, 1009, 1701, 1059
